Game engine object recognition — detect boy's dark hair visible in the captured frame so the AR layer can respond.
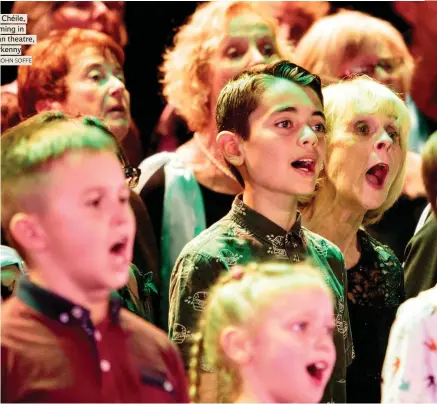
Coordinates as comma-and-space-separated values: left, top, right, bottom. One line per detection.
422, 131, 437, 216
215, 59, 323, 186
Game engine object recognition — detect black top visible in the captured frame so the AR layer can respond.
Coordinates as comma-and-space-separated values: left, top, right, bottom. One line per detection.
346, 230, 405, 403
404, 212, 437, 299
169, 195, 353, 404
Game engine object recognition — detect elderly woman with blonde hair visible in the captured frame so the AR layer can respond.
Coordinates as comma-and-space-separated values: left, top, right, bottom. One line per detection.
294, 8, 428, 262
134, 1, 291, 330
300, 76, 410, 403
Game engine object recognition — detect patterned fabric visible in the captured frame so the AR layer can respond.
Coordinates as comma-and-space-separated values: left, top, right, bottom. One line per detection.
169, 195, 353, 403
346, 230, 405, 403
382, 284, 437, 403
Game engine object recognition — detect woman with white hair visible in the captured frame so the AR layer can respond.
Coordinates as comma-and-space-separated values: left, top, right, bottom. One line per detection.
300, 76, 410, 403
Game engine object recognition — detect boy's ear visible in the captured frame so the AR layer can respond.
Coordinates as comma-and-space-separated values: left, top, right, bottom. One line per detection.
216, 131, 244, 167
220, 326, 253, 365
35, 98, 63, 113
9, 213, 48, 253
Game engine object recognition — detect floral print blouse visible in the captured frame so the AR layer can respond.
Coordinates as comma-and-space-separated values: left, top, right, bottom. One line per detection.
382, 284, 437, 403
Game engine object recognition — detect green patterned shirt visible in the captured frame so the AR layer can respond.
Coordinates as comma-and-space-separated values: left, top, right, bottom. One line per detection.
169, 195, 353, 403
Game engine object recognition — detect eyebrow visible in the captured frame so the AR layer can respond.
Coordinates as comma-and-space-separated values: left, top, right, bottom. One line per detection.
81, 62, 105, 72
272, 106, 326, 121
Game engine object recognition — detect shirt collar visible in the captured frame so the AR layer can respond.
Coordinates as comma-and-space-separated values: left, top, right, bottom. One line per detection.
17, 276, 122, 327
229, 194, 305, 246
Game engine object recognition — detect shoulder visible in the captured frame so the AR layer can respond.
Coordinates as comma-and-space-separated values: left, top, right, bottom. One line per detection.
134, 152, 175, 194
398, 286, 437, 322
1, 297, 57, 350
302, 227, 344, 263
120, 309, 183, 365
177, 219, 231, 262
121, 308, 172, 348
359, 229, 402, 268
119, 310, 188, 398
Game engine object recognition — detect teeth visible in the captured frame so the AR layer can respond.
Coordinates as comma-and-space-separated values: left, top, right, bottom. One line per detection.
314, 361, 327, 370
300, 159, 314, 163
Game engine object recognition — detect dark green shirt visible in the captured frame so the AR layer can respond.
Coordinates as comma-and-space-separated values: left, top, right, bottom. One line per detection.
169, 195, 353, 403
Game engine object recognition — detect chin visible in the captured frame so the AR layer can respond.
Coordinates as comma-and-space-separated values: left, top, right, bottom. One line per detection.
111, 267, 131, 290
292, 183, 316, 196
110, 123, 130, 142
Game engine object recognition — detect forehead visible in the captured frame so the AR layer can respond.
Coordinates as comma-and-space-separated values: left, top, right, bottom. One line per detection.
263, 287, 333, 320
48, 150, 124, 187
251, 78, 322, 121
68, 45, 121, 71
225, 12, 273, 39
341, 39, 400, 67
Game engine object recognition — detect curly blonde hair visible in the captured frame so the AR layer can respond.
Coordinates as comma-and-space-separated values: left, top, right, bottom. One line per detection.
294, 10, 414, 96
160, 1, 292, 134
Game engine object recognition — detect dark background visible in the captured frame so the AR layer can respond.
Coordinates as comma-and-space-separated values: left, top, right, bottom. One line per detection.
0, 1, 412, 151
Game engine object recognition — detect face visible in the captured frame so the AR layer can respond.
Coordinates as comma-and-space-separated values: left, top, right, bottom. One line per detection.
269, 3, 316, 43
52, 1, 125, 45
60, 47, 130, 142
242, 78, 326, 196
338, 44, 406, 95
326, 112, 403, 211
209, 12, 280, 114
244, 287, 335, 403
36, 150, 135, 292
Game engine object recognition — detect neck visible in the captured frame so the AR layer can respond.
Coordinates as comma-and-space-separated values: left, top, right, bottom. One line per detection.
178, 125, 243, 195
243, 184, 298, 232
302, 181, 364, 268
234, 370, 278, 403
29, 268, 110, 325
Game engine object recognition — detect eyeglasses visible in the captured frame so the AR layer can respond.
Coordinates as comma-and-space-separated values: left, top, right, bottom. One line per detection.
343, 57, 404, 79
124, 165, 141, 189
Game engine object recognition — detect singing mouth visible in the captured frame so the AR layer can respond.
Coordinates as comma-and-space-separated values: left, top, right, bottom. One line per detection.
291, 158, 317, 174
366, 162, 389, 189
306, 361, 329, 383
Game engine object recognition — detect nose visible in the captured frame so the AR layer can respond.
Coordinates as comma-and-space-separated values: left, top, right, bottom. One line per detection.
92, 1, 109, 20
297, 125, 318, 149
108, 75, 126, 98
112, 200, 134, 228
374, 130, 393, 152
313, 329, 335, 351
247, 46, 268, 68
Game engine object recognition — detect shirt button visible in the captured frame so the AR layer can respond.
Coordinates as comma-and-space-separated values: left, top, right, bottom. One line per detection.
59, 313, 69, 323
163, 380, 173, 392
94, 330, 102, 342
71, 306, 83, 319
100, 359, 111, 372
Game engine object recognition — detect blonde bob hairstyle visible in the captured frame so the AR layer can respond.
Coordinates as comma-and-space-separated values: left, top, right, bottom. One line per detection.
188, 261, 334, 403
160, 1, 291, 134
294, 10, 414, 96
301, 76, 410, 226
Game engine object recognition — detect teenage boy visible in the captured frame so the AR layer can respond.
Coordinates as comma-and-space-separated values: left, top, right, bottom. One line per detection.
169, 60, 353, 403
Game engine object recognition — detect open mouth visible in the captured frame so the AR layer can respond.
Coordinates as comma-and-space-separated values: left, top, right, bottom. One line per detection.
291, 158, 316, 175
365, 163, 389, 190
306, 361, 328, 383
106, 105, 126, 115
109, 236, 128, 257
